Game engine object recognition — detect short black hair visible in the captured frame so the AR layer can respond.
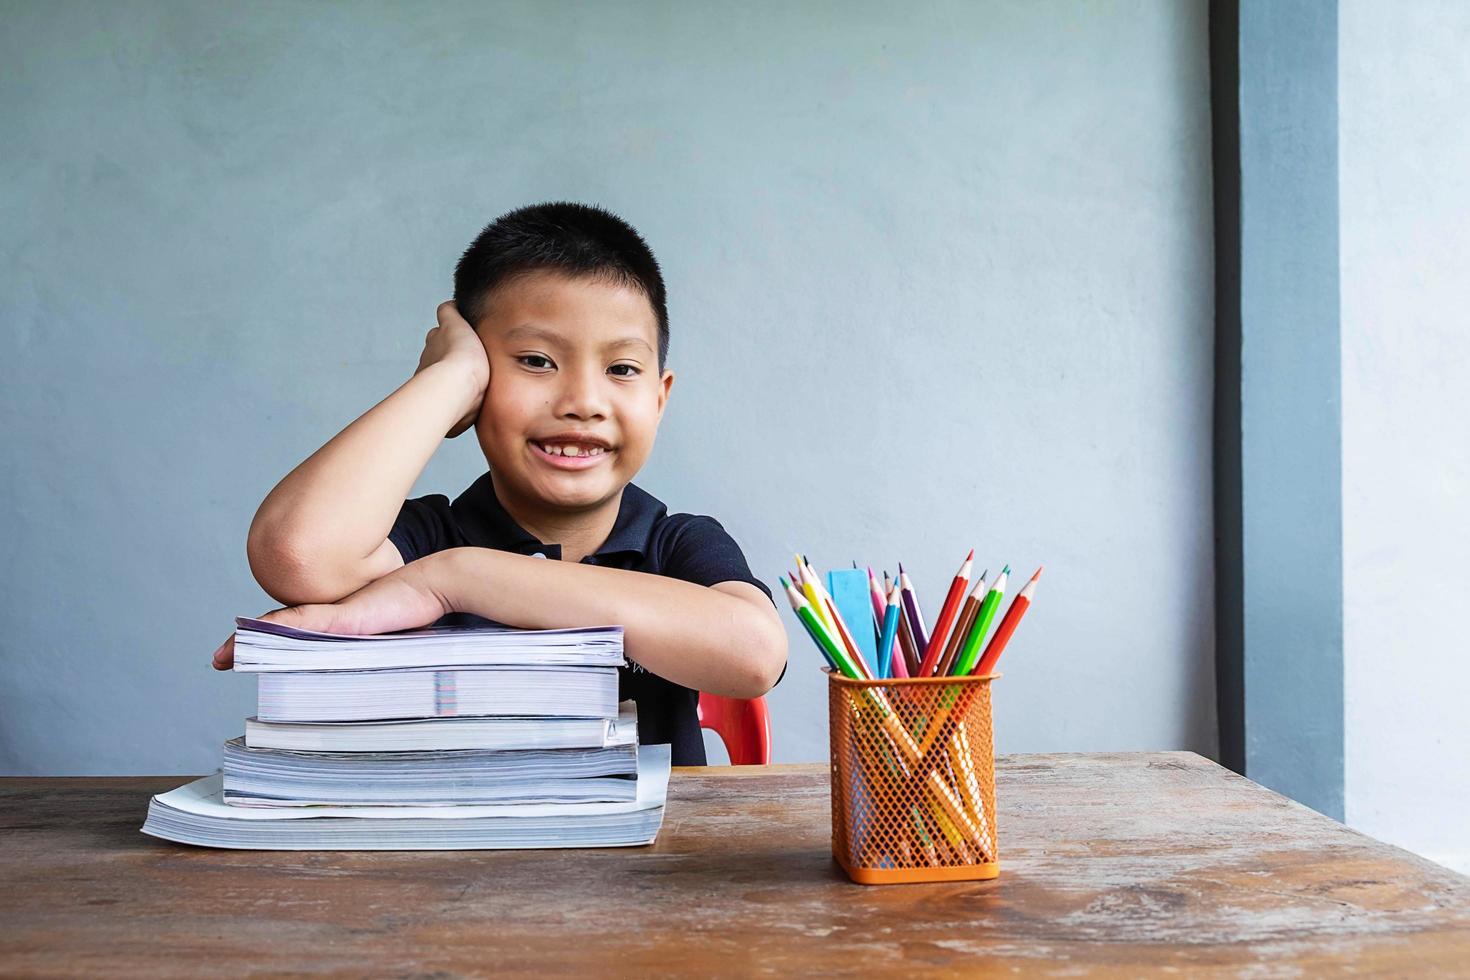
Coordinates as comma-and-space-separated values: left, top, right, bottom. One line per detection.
454, 202, 669, 370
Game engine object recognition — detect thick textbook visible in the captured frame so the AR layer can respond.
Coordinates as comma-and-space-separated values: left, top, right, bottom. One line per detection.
222, 736, 639, 806
245, 702, 637, 752
256, 665, 619, 722
231, 618, 624, 672
142, 744, 671, 850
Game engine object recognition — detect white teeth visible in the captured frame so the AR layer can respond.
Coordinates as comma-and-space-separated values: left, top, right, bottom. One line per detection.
536, 442, 606, 458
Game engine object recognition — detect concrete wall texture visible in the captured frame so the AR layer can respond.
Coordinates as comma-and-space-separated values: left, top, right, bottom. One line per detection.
0, 1, 1215, 774
1340, 0, 1470, 875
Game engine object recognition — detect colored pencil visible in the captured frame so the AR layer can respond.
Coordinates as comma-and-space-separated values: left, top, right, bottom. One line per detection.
952, 566, 1009, 676
779, 577, 837, 668
790, 598, 839, 671
876, 591, 901, 679
950, 723, 996, 860
866, 566, 888, 628
801, 556, 835, 611
804, 558, 873, 678
884, 570, 917, 673
895, 608, 918, 675
823, 594, 873, 678
885, 584, 912, 678
973, 566, 1042, 677
897, 563, 930, 655
781, 576, 862, 678
918, 549, 973, 676
888, 639, 911, 677
796, 555, 830, 628
936, 572, 986, 677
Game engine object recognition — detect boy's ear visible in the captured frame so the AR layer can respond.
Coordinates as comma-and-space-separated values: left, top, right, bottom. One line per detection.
656, 369, 674, 421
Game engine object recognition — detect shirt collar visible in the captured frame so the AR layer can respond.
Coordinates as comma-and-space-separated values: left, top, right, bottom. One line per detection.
595, 482, 667, 558
451, 472, 666, 560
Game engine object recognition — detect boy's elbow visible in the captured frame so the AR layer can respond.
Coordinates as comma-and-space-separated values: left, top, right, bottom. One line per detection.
246, 525, 346, 606
733, 610, 788, 698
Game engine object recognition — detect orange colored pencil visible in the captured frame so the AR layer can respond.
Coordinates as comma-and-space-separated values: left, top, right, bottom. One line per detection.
919, 550, 973, 676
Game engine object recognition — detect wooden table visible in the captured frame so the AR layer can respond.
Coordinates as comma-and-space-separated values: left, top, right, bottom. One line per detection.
2, 752, 1467, 977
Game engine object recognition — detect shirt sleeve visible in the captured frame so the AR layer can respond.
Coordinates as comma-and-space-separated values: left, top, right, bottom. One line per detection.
659, 515, 775, 603
387, 494, 456, 564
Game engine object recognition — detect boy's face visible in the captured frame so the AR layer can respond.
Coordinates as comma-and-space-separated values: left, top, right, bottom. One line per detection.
470, 270, 673, 515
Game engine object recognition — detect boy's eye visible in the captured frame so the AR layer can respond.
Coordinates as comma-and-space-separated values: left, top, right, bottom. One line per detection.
517, 355, 554, 370
608, 363, 641, 377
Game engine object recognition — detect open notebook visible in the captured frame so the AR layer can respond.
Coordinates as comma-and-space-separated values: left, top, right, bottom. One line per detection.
143, 744, 671, 850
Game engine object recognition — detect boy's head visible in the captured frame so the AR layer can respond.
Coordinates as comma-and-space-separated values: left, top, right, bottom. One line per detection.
455, 202, 668, 371
454, 203, 674, 516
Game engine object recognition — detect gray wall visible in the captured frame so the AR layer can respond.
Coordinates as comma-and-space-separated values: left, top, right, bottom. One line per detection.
1, 1, 1215, 773
1340, 0, 1470, 874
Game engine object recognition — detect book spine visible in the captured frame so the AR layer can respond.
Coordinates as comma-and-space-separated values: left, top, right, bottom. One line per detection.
434, 670, 457, 717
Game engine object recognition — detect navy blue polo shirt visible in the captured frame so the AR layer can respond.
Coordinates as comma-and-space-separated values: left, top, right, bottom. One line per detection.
387, 472, 775, 765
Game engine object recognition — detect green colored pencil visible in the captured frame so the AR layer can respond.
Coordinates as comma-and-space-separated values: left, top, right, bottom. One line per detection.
951, 566, 1009, 676
782, 576, 864, 678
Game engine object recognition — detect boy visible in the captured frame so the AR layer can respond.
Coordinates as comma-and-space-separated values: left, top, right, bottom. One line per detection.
210, 202, 787, 765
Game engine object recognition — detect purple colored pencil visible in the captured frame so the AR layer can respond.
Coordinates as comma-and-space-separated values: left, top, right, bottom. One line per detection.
897, 562, 930, 655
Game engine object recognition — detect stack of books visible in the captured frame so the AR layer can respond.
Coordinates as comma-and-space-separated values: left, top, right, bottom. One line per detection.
143, 618, 670, 850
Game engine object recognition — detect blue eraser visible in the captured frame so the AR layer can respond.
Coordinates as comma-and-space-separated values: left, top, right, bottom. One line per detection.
827, 568, 879, 670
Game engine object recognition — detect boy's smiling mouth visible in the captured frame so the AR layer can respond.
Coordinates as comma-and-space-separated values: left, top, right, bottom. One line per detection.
529, 434, 615, 470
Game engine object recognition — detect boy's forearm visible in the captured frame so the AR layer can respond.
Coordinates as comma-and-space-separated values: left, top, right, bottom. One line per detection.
427, 548, 788, 699
248, 363, 478, 603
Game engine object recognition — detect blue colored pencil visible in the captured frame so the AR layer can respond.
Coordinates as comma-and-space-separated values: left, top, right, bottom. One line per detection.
877, 600, 901, 679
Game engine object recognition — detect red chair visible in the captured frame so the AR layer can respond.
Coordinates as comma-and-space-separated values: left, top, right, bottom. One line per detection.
697, 693, 772, 765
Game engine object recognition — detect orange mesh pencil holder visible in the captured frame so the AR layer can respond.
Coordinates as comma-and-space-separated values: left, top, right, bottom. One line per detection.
828, 669, 999, 885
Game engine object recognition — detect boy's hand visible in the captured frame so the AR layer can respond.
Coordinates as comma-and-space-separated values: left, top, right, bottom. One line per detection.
211, 559, 451, 670
415, 301, 489, 438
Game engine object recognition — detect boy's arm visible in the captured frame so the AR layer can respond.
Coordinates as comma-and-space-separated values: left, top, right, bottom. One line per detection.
214, 548, 789, 698
247, 303, 488, 606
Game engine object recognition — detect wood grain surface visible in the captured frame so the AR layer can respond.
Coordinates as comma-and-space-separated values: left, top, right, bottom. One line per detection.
2, 752, 1467, 978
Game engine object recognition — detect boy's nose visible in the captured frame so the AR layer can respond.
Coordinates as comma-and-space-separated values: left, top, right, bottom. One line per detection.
553, 368, 609, 421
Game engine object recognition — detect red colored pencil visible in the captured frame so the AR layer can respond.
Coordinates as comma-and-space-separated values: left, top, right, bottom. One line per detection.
919, 549, 973, 676
973, 566, 1042, 676
822, 595, 873, 679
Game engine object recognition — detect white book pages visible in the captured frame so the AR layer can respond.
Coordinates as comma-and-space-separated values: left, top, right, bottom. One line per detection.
244, 702, 638, 752
256, 665, 619, 722
141, 745, 671, 850
221, 736, 639, 806
231, 618, 624, 672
